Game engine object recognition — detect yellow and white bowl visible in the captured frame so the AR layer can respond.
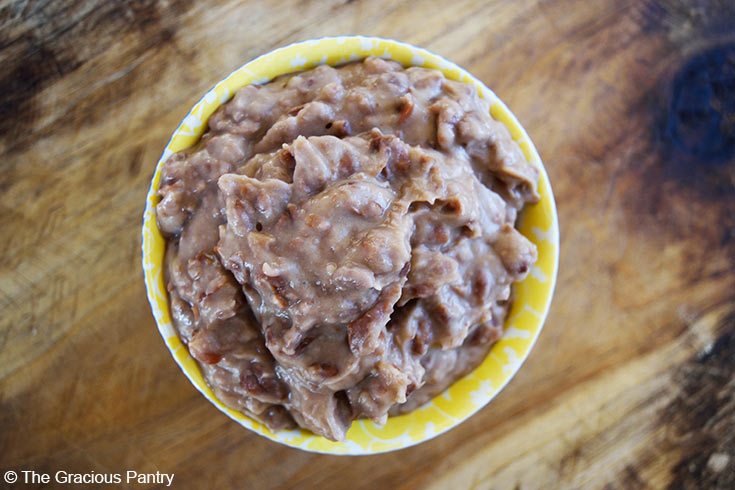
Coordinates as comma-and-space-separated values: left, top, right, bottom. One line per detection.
141, 36, 559, 455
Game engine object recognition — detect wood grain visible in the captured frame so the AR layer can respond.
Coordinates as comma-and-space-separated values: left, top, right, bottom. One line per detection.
1, 0, 734, 488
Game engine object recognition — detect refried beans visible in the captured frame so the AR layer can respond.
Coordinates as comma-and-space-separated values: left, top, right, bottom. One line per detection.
157, 57, 539, 441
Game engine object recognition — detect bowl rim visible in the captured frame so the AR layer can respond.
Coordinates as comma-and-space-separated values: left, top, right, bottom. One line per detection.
141, 35, 559, 455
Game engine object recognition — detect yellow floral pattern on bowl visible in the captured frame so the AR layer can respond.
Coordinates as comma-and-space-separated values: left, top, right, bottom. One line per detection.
141, 36, 559, 455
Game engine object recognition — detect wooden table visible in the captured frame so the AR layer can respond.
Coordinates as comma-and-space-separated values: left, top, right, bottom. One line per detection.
2, 0, 734, 488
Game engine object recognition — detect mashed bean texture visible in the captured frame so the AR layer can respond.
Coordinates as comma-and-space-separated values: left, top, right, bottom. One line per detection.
157, 57, 539, 441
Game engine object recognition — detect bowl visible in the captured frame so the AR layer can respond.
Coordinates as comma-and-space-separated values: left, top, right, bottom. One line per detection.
141, 36, 559, 454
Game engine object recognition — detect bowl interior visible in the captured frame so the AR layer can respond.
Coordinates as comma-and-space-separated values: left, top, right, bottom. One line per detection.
141, 36, 559, 455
